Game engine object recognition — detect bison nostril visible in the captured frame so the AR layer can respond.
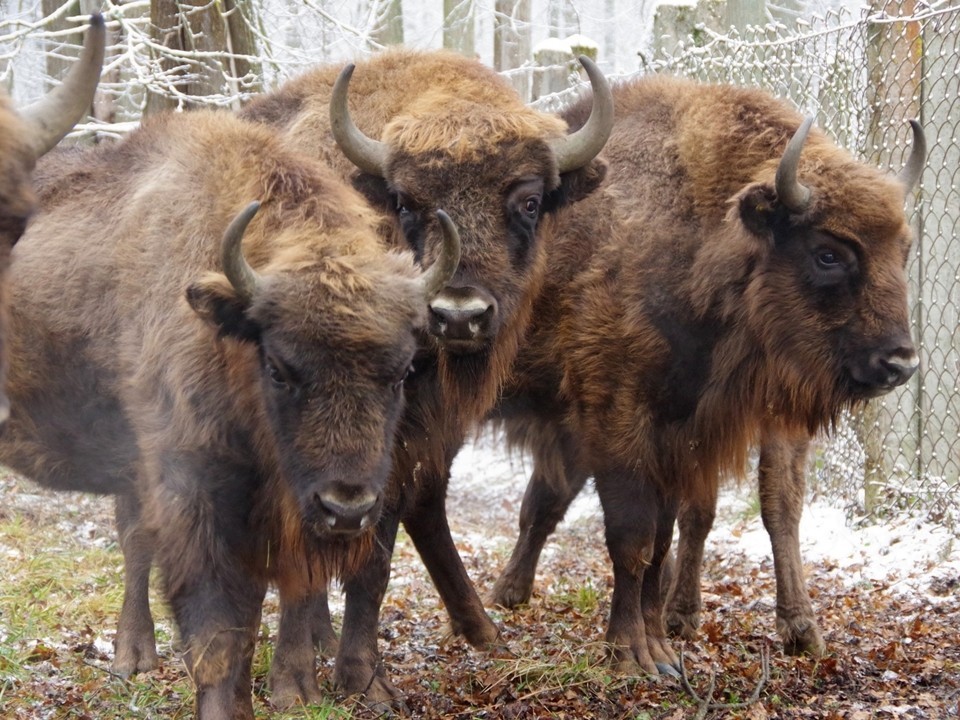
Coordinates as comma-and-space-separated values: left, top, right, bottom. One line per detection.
315, 491, 378, 532
429, 302, 494, 340
879, 353, 919, 385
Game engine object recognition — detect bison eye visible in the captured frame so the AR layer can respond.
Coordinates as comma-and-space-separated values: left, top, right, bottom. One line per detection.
816, 250, 839, 268
392, 364, 413, 392
266, 357, 291, 390
523, 196, 541, 218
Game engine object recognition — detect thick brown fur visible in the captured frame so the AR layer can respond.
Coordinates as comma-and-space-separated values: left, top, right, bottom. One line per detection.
241, 48, 608, 704
489, 75, 918, 674
0, 94, 40, 425
0, 109, 438, 719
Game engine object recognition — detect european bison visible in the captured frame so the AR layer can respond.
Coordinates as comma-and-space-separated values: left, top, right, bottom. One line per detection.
485, 75, 923, 674
0, 13, 104, 424
235, 48, 613, 704
0, 108, 459, 719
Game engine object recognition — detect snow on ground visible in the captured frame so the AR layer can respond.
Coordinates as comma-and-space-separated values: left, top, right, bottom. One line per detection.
445, 428, 960, 601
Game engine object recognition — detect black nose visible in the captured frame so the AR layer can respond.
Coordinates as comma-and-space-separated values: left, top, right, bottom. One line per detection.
428, 287, 498, 345
315, 489, 378, 533
855, 333, 919, 391
873, 349, 919, 387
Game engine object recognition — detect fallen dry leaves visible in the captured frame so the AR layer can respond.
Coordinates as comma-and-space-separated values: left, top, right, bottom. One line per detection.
1, 469, 958, 719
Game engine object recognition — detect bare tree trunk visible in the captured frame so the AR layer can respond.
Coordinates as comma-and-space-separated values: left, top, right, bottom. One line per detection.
223, 0, 262, 95
40, 0, 81, 92
443, 0, 475, 57
494, 0, 532, 100
145, 0, 261, 114
371, 0, 404, 47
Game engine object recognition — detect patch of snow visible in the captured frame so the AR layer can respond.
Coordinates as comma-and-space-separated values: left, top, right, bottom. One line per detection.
447, 428, 960, 600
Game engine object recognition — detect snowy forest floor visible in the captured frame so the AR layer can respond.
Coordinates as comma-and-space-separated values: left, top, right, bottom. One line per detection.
1, 429, 958, 719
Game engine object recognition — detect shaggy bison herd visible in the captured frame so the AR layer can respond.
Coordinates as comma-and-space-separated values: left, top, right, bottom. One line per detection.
1, 14, 926, 719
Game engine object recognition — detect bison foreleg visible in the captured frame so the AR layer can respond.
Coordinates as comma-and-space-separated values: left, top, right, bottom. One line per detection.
269, 590, 337, 708
758, 431, 825, 657
403, 474, 499, 648
664, 483, 718, 640
489, 454, 589, 609
111, 492, 159, 677
334, 509, 404, 707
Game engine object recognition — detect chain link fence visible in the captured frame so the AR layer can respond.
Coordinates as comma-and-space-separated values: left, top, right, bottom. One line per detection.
1, 3, 957, 528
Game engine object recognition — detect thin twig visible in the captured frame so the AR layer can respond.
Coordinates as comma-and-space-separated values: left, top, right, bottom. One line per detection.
679, 644, 771, 719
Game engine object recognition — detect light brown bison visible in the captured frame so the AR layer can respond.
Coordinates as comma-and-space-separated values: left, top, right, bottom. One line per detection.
0, 13, 104, 424
484, 75, 923, 674
0, 107, 459, 719
235, 48, 613, 703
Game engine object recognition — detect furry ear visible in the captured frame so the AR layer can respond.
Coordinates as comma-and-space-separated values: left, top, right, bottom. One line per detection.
544, 157, 609, 213
186, 276, 260, 343
736, 183, 779, 238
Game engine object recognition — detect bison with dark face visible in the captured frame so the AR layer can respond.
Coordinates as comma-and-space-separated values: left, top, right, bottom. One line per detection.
485, 75, 923, 674
0, 108, 459, 719
0, 14, 103, 424
236, 48, 613, 704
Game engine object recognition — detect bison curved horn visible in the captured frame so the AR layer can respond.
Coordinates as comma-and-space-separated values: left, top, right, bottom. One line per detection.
775, 115, 814, 213
330, 63, 389, 177
550, 56, 615, 174
221, 201, 264, 303
896, 119, 926, 194
20, 14, 105, 159
420, 210, 462, 298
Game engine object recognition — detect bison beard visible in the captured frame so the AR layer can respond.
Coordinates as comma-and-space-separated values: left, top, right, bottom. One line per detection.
482, 75, 922, 674
1, 106, 461, 719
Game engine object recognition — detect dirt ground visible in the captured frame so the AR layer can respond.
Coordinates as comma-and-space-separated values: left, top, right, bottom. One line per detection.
0, 438, 958, 719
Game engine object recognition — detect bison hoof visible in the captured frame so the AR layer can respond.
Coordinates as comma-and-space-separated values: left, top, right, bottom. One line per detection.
664, 609, 700, 640
487, 574, 534, 609
655, 661, 681, 678
111, 642, 159, 678
781, 619, 826, 657
450, 616, 500, 649
269, 667, 323, 709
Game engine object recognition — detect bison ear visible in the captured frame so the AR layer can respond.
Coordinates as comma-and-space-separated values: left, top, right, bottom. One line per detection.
544, 157, 609, 213
186, 277, 261, 343
736, 183, 779, 239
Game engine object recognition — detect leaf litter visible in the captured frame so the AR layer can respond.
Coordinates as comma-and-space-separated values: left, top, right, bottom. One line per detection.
0, 428, 957, 718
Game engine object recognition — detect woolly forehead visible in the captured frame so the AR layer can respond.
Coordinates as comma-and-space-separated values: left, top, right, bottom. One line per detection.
248, 257, 427, 352
381, 92, 569, 168
759, 144, 913, 252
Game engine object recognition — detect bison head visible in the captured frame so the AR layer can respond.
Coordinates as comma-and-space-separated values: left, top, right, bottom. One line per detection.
0, 14, 104, 425
329, 52, 612, 417
186, 202, 460, 537
731, 116, 924, 419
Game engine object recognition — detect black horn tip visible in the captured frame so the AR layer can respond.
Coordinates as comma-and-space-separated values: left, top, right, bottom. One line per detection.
89, 12, 105, 29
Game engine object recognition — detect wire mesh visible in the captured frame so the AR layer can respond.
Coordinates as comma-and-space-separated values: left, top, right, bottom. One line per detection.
1, 3, 957, 528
